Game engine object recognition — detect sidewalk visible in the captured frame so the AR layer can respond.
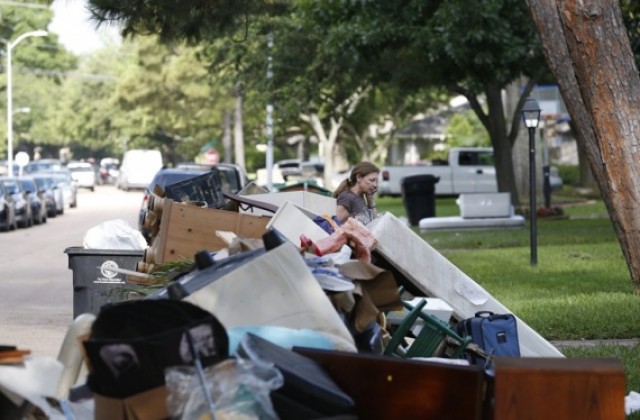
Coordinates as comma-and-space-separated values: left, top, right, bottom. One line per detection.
551, 338, 640, 349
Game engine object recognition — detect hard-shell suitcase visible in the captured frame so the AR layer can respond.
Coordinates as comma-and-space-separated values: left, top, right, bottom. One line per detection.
457, 311, 520, 365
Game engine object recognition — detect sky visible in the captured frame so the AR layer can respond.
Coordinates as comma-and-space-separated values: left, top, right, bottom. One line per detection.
48, 0, 121, 56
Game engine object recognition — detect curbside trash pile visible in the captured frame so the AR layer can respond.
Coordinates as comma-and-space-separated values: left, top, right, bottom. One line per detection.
0, 171, 629, 419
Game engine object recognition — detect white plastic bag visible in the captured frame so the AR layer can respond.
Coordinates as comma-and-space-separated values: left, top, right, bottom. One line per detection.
82, 219, 148, 250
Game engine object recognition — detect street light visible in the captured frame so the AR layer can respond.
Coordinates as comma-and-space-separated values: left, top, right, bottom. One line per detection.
5, 29, 48, 177
522, 97, 541, 266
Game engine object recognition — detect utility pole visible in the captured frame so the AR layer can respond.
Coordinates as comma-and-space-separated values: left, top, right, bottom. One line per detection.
266, 33, 274, 191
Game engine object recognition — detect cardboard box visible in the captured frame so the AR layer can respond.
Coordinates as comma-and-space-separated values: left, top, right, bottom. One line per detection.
266, 200, 329, 246
239, 191, 336, 217
147, 198, 270, 265
94, 386, 169, 420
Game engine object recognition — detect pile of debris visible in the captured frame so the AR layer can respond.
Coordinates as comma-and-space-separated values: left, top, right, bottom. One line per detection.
2, 172, 628, 419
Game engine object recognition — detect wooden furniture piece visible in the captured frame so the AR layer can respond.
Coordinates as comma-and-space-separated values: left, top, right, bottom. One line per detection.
493, 357, 626, 420
385, 298, 472, 359
295, 347, 485, 420
142, 197, 271, 268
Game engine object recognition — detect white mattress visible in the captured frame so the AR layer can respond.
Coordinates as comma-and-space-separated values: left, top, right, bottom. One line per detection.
369, 212, 563, 358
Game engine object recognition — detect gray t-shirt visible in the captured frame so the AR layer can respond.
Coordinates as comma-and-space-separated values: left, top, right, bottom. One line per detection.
337, 191, 373, 225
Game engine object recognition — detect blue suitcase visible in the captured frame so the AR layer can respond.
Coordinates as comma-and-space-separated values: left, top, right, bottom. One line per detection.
457, 311, 520, 365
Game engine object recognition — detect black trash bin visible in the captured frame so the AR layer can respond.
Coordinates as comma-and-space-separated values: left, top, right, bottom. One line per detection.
65, 247, 145, 319
401, 174, 439, 226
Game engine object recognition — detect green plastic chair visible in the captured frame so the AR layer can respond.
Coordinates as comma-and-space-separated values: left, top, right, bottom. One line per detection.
384, 298, 472, 359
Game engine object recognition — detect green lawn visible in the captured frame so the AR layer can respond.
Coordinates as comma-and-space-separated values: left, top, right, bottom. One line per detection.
376, 194, 640, 403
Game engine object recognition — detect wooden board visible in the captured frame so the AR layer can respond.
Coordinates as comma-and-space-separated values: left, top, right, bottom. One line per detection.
147, 198, 270, 264
294, 347, 485, 420
493, 357, 625, 420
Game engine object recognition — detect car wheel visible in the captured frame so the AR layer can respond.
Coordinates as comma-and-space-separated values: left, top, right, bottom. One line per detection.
90, 186, 95, 192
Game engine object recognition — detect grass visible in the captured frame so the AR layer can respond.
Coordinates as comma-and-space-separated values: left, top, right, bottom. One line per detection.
376, 193, 640, 403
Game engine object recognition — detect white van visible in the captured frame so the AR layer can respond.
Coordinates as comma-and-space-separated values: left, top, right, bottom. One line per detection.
117, 149, 163, 191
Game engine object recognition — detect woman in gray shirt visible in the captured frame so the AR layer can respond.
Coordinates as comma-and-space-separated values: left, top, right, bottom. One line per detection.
333, 162, 379, 225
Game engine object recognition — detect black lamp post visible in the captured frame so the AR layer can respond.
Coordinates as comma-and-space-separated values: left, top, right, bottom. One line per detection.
522, 97, 541, 266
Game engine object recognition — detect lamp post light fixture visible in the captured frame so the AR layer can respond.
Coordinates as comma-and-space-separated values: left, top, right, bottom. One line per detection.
522, 97, 542, 266
6, 30, 48, 177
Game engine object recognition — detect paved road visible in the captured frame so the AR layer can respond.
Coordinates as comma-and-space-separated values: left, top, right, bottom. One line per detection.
0, 185, 142, 358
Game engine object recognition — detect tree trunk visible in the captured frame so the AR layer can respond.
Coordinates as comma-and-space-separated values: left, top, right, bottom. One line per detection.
526, 0, 640, 291
467, 83, 521, 205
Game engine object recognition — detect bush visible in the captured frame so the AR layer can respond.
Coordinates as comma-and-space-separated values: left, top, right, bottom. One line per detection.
556, 164, 580, 187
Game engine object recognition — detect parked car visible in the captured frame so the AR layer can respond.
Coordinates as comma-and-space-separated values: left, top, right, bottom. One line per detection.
17, 177, 47, 225
117, 149, 163, 191
138, 167, 209, 243
0, 181, 17, 231
0, 176, 32, 228
24, 159, 65, 174
67, 162, 97, 191
99, 157, 120, 184
31, 174, 60, 217
50, 171, 77, 209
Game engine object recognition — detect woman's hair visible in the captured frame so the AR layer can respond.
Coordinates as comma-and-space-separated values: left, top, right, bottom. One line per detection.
333, 161, 379, 197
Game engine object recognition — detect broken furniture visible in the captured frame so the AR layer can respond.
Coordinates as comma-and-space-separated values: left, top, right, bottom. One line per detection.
384, 299, 472, 359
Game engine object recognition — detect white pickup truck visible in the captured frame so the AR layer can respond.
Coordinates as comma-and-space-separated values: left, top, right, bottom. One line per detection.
378, 147, 563, 197
378, 147, 499, 197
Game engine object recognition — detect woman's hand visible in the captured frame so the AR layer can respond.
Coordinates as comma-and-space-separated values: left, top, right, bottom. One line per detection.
366, 189, 376, 209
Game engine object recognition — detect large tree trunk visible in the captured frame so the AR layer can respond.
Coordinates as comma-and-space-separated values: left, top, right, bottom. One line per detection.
462, 84, 522, 205
527, 0, 640, 291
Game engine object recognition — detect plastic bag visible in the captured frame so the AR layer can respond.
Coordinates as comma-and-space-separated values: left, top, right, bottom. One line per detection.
165, 358, 284, 420
82, 219, 148, 250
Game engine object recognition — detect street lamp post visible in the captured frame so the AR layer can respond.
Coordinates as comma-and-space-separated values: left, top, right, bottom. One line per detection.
521, 97, 542, 266
6, 30, 47, 177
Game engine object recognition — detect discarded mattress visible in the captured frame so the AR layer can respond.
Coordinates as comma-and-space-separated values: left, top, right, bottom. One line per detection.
369, 212, 564, 358
419, 215, 525, 232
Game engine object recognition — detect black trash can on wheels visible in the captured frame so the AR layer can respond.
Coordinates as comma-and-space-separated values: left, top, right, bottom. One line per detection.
65, 247, 145, 319
401, 174, 440, 226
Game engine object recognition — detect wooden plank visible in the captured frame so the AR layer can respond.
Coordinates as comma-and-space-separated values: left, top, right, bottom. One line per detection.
295, 348, 485, 420
493, 357, 626, 420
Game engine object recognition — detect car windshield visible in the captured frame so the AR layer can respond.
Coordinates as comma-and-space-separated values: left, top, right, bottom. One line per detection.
18, 180, 36, 193
34, 177, 54, 189
150, 171, 206, 190
2, 180, 20, 194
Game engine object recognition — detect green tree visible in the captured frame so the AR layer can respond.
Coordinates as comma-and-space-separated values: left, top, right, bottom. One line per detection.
0, 3, 78, 159
446, 110, 491, 148
305, 0, 547, 205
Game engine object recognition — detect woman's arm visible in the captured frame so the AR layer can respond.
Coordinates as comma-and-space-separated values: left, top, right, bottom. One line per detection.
336, 204, 350, 224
